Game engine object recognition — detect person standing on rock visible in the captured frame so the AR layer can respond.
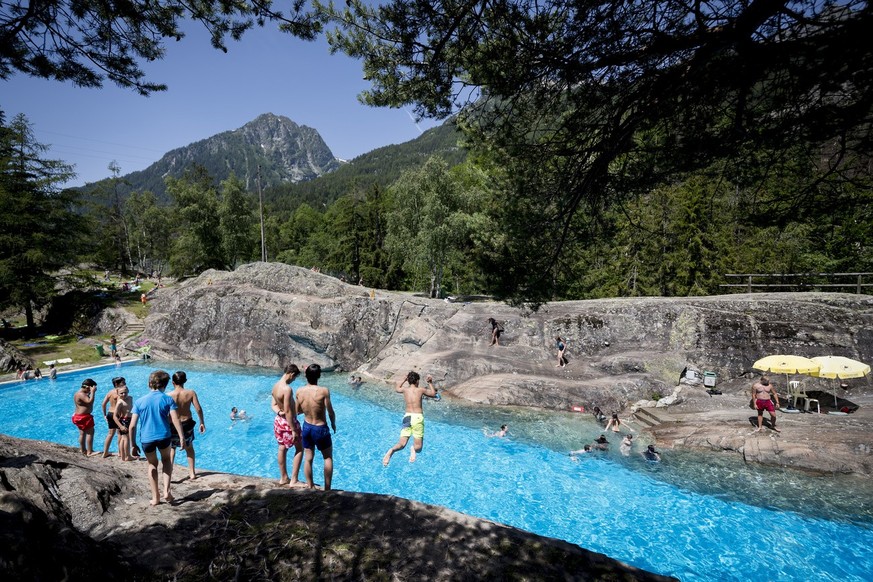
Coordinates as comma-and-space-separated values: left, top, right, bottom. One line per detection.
271, 364, 304, 487
751, 376, 781, 433
296, 364, 337, 490
488, 318, 504, 346
129, 370, 186, 506
72, 378, 98, 455
100, 377, 124, 457
114, 384, 134, 461
555, 336, 569, 367
168, 371, 206, 481
382, 371, 439, 466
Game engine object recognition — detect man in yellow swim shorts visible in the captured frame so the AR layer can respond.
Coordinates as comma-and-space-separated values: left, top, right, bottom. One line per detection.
382, 370, 439, 466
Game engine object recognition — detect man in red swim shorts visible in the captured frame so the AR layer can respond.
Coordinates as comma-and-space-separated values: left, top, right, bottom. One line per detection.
72, 378, 98, 455
271, 364, 304, 487
751, 376, 781, 433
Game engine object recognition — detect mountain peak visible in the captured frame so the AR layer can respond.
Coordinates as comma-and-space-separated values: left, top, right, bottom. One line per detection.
90, 113, 341, 198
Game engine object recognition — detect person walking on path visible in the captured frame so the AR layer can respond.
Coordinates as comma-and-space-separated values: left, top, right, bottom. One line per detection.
168, 370, 206, 481
72, 379, 98, 455
129, 370, 186, 506
295, 364, 337, 490
271, 364, 304, 487
751, 376, 781, 432
382, 371, 439, 466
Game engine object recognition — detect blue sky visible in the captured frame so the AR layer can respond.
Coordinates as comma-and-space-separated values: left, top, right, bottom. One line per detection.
3, 23, 441, 188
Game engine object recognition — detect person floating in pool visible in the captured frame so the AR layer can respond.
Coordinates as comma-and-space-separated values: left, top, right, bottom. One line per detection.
129, 370, 186, 506
230, 407, 249, 421
383, 371, 439, 466
72, 378, 98, 456
642, 444, 661, 462
348, 375, 363, 390
604, 413, 624, 433
296, 364, 337, 490
271, 364, 304, 487
593, 434, 609, 450
620, 433, 634, 456
591, 406, 606, 424
569, 444, 592, 461
484, 424, 509, 438
168, 371, 206, 481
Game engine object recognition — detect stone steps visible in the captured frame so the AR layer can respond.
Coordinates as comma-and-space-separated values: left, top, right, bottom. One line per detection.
633, 406, 679, 428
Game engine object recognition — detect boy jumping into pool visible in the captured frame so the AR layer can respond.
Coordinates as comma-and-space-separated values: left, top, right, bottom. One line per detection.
382, 371, 439, 466
271, 364, 304, 487
72, 378, 98, 455
295, 364, 337, 490
129, 370, 186, 506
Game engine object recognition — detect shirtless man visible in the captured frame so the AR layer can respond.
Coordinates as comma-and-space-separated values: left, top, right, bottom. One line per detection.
168, 371, 206, 480
72, 378, 98, 455
295, 364, 337, 490
100, 377, 123, 457
751, 376, 781, 432
114, 384, 134, 461
271, 364, 303, 486
382, 371, 439, 466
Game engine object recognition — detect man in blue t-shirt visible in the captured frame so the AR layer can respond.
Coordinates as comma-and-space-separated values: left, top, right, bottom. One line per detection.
129, 370, 185, 506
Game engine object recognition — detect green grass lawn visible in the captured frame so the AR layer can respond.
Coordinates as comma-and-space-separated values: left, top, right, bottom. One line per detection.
1, 270, 171, 380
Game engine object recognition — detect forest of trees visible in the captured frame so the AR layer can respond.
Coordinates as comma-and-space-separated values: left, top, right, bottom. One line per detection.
2, 1, 872, 323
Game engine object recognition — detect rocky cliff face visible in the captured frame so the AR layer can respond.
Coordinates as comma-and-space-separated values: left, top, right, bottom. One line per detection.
144, 263, 873, 413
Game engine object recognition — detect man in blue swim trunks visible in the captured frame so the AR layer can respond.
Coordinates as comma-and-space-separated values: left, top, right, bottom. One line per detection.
382, 370, 439, 466
295, 364, 337, 490
129, 370, 186, 506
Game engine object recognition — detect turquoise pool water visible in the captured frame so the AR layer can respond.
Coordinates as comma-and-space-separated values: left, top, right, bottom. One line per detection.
3, 361, 873, 581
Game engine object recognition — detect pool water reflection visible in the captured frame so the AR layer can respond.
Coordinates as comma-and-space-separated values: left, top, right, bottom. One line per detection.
2, 361, 872, 581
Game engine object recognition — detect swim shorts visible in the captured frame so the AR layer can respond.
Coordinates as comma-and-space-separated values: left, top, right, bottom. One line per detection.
171, 418, 197, 448
301, 421, 332, 451
116, 415, 131, 434
400, 413, 424, 439
106, 411, 118, 430
142, 437, 172, 454
71, 413, 94, 431
274, 413, 302, 448
756, 398, 776, 413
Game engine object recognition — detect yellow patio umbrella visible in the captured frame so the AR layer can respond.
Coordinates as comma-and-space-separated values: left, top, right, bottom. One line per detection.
752, 355, 820, 375
809, 355, 870, 408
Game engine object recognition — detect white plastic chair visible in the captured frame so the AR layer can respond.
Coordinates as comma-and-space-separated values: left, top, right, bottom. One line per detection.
787, 380, 808, 409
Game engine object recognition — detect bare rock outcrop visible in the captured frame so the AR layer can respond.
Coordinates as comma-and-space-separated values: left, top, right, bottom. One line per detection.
0, 434, 674, 581
145, 263, 873, 414
0, 338, 33, 372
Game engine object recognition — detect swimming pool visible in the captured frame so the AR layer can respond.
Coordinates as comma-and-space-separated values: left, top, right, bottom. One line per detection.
3, 361, 872, 581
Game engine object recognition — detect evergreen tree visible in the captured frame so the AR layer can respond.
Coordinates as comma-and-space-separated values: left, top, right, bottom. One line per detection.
0, 113, 86, 329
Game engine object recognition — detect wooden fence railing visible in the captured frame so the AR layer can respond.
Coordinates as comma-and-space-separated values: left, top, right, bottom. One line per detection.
720, 273, 873, 294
